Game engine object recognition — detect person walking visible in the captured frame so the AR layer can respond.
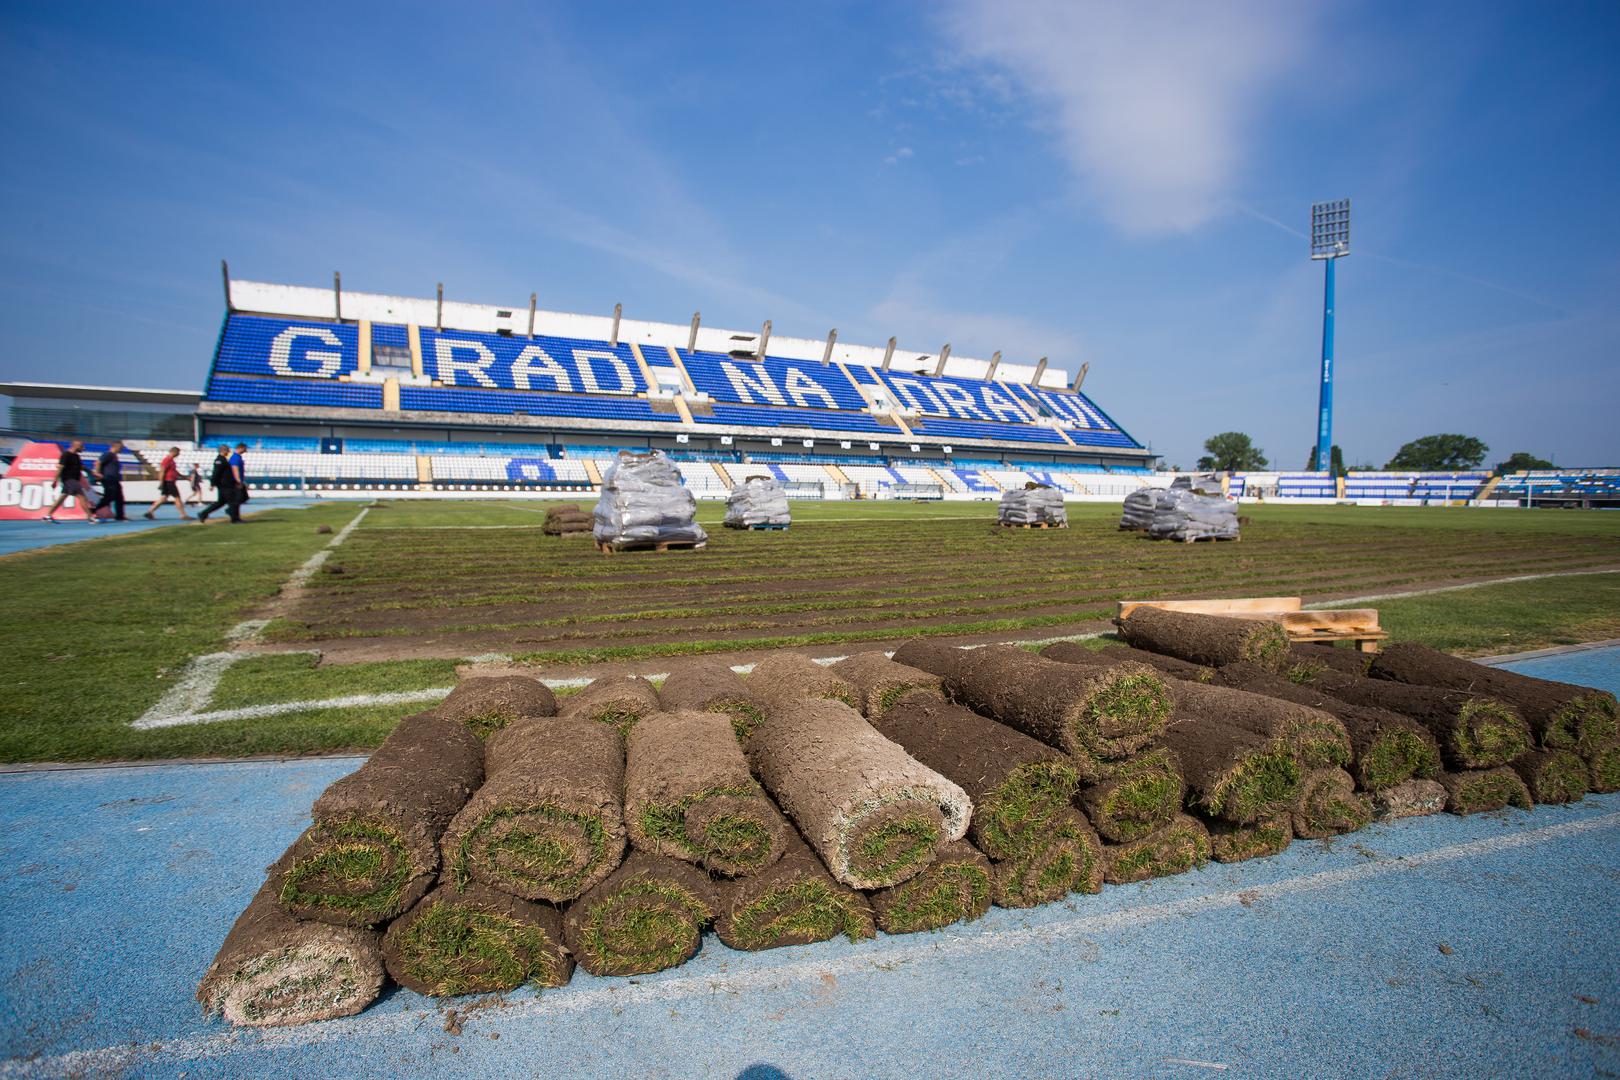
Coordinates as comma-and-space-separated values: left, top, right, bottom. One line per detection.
43, 439, 94, 523
144, 446, 192, 520
198, 444, 241, 524
231, 443, 250, 513
186, 462, 204, 505
89, 439, 129, 522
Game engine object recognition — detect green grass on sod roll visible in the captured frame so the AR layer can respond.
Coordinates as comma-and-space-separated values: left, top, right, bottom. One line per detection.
1207, 816, 1292, 864
1589, 743, 1620, 793
1103, 814, 1212, 884
868, 841, 992, 934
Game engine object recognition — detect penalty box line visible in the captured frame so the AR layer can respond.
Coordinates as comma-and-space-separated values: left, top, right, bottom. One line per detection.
132, 506, 371, 731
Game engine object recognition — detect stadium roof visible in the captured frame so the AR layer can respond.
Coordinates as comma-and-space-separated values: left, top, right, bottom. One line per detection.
0, 382, 203, 404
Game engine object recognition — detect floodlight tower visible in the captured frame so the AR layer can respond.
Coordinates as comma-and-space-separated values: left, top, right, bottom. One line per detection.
1310, 199, 1350, 473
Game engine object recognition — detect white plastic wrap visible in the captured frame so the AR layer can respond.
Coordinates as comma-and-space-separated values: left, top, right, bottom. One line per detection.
1147, 488, 1239, 541
592, 450, 708, 548
1119, 487, 1167, 530
997, 486, 1067, 526
724, 475, 792, 528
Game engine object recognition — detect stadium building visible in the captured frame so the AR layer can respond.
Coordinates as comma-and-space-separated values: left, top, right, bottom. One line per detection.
7, 273, 1163, 502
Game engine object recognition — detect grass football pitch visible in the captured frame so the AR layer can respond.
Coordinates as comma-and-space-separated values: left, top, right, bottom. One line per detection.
1, 498, 1616, 762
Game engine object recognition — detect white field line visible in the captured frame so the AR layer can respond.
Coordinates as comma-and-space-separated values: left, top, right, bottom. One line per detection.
286, 506, 371, 587
131, 688, 452, 730
13, 811, 1617, 1076
137, 631, 1113, 729
1306, 566, 1620, 608
131, 507, 371, 730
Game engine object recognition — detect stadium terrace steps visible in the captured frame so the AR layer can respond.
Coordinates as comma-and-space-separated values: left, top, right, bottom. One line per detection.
201, 314, 1147, 454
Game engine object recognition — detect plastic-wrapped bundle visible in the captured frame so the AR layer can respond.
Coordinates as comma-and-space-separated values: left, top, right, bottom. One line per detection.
1147, 488, 1239, 542
997, 486, 1066, 527
592, 450, 708, 549
723, 476, 791, 529
1119, 487, 1167, 530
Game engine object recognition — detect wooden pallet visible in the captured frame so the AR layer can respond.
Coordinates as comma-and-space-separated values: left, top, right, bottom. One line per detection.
999, 521, 1068, 529
1115, 596, 1388, 652
724, 523, 790, 531
1180, 533, 1240, 543
596, 539, 707, 554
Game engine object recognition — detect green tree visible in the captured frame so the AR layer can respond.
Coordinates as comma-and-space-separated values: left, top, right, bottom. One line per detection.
1385, 434, 1488, 471
1196, 432, 1268, 472
1493, 451, 1553, 475
1305, 444, 1345, 476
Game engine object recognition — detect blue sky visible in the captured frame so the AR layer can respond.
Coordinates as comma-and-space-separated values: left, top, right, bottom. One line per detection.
2, 0, 1616, 469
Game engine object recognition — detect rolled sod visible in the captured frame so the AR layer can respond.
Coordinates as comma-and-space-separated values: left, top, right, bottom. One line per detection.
1118, 605, 1290, 671
1206, 816, 1292, 863
1305, 667, 1531, 771
867, 690, 1079, 861
868, 840, 993, 934
944, 645, 1172, 759
890, 639, 975, 680
1216, 662, 1433, 787
657, 658, 767, 741
747, 652, 860, 710
199, 868, 384, 1027
624, 710, 789, 876
275, 712, 483, 927
829, 651, 943, 719
993, 808, 1104, 907
1076, 746, 1185, 843
1370, 779, 1447, 821
441, 716, 627, 903
714, 830, 876, 951
1041, 640, 1213, 684
1589, 742, 1620, 794
381, 881, 572, 996
746, 697, 971, 889
437, 675, 556, 739
1291, 768, 1372, 840
1157, 682, 1303, 823
561, 852, 718, 977
1440, 768, 1532, 815
1510, 749, 1588, 804
1369, 642, 1619, 756
1286, 642, 1372, 678
558, 675, 661, 736
1102, 814, 1212, 885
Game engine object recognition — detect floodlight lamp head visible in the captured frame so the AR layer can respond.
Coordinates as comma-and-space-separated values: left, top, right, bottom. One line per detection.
1310, 199, 1351, 259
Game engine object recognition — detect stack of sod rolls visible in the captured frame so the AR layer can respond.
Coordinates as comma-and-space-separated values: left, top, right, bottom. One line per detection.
1042, 640, 1215, 684
749, 652, 861, 711
436, 674, 556, 740
869, 690, 1095, 911
1118, 606, 1291, 671
1216, 663, 1442, 796
948, 645, 1194, 880
541, 503, 594, 536
658, 658, 768, 741
201, 713, 485, 1026
830, 651, 944, 721
442, 716, 627, 903
745, 696, 972, 892
560, 675, 662, 736
1369, 642, 1617, 794
1298, 666, 1537, 810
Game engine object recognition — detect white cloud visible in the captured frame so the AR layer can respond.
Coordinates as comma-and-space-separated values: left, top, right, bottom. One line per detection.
940, 0, 1316, 233
883, 146, 916, 165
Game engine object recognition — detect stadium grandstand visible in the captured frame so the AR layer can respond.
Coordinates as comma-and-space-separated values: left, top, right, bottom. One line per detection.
2, 273, 1614, 508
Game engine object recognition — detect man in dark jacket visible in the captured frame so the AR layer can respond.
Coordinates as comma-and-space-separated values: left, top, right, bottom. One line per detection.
198, 444, 242, 523
43, 439, 94, 523
89, 439, 128, 522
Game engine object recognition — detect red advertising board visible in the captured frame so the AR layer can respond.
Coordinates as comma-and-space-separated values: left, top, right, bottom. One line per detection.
0, 442, 107, 520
